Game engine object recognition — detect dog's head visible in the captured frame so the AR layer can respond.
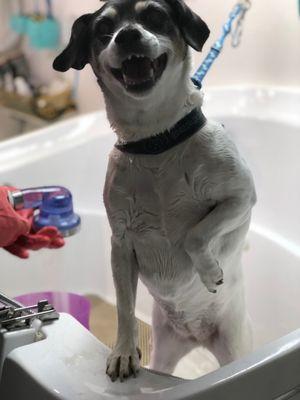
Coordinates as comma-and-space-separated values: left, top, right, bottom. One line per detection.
53, 0, 209, 98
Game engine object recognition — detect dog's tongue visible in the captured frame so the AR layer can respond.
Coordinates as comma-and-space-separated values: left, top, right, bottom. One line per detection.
122, 57, 153, 83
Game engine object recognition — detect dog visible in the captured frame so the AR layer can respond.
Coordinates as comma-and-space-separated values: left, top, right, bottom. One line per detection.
53, 0, 256, 382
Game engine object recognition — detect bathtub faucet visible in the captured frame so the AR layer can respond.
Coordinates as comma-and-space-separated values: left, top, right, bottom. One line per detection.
8, 186, 81, 237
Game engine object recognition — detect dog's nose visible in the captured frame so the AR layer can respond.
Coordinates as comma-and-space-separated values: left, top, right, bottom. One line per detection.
115, 27, 142, 46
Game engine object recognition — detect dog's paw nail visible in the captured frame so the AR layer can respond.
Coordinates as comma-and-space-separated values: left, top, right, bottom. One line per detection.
209, 288, 217, 294
106, 347, 140, 382
216, 279, 224, 286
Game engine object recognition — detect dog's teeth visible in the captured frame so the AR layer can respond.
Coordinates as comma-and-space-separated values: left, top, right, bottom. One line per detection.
124, 54, 147, 62
123, 74, 135, 85
123, 73, 153, 87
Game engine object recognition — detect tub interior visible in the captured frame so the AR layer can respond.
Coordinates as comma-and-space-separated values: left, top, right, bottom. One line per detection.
0, 88, 299, 379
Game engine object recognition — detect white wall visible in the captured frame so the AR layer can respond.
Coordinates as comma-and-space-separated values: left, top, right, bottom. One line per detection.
194, 0, 300, 88
3, 0, 300, 113
0, 0, 19, 52
54, 0, 110, 113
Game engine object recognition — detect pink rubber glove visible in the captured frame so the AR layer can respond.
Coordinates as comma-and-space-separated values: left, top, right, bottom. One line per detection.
0, 186, 30, 248
0, 186, 65, 259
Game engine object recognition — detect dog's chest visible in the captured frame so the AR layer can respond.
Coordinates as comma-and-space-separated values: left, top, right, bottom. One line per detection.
105, 150, 214, 246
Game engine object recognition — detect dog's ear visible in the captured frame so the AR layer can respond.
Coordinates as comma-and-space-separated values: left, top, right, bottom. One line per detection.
53, 14, 93, 72
167, 0, 210, 51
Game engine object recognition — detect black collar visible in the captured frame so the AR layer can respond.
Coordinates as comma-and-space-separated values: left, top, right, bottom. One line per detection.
114, 108, 206, 155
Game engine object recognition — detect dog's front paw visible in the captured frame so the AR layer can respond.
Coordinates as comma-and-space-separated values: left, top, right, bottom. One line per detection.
106, 345, 141, 382
184, 231, 224, 293
199, 261, 224, 294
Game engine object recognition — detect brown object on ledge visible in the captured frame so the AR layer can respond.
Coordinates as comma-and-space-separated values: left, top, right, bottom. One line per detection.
33, 87, 76, 121
0, 87, 76, 121
0, 88, 34, 114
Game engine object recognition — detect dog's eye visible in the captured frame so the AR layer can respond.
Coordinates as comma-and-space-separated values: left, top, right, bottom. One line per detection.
141, 7, 169, 32
95, 17, 114, 44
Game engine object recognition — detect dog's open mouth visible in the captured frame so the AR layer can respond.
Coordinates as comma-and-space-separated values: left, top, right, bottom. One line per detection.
111, 53, 168, 93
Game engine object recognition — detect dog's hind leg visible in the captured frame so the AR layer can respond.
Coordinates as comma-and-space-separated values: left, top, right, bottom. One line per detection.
149, 301, 196, 375
204, 308, 252, 366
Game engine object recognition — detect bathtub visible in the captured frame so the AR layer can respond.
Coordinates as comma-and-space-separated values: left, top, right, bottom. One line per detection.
0, 87, 300, 385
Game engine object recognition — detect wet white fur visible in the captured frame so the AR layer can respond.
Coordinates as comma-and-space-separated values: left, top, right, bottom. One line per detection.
97, 22, 256, 380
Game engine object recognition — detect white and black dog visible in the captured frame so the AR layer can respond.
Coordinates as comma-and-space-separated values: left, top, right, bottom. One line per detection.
54, 0, 256, 382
